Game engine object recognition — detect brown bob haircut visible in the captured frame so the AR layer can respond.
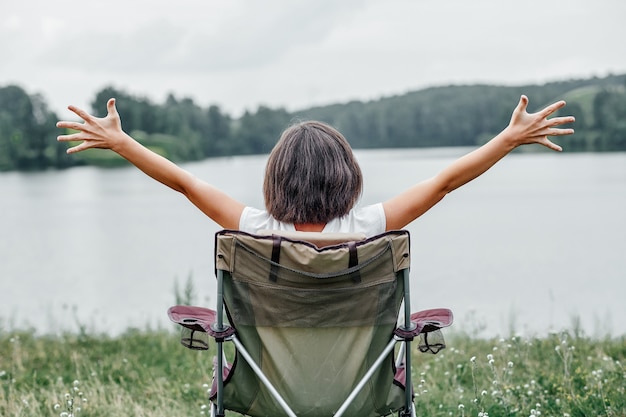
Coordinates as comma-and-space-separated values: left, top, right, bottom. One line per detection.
263, 120, 363, 224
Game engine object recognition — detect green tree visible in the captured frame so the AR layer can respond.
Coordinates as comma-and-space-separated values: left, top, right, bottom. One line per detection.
232, 106, 291, 155
0, 85, 62, 170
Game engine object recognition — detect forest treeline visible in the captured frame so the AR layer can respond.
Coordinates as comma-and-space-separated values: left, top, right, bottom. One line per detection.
1, 73, 625, 171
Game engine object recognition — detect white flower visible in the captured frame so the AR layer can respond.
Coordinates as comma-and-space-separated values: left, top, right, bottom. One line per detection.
470, 356, 476, 363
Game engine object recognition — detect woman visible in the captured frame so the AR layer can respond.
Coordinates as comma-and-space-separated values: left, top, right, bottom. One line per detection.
56, 95, 574, 236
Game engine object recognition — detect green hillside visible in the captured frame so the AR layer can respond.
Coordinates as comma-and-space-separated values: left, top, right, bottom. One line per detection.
1, 74, 625, 171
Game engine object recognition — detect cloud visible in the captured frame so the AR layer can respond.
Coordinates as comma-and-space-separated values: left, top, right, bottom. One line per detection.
2, 0, 626, 118
33, 0, 372, 74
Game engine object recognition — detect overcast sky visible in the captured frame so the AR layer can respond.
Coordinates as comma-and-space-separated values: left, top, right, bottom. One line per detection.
2, 0, 625, 118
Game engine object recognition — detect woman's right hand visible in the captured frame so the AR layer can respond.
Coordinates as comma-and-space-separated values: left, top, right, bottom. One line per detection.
57, 98, 129, 154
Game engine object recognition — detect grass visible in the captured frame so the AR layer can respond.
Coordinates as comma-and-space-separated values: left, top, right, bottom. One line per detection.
1, 327, 624, 417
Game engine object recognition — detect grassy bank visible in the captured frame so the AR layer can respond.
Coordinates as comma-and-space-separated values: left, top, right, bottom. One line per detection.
1, 328, 624, 417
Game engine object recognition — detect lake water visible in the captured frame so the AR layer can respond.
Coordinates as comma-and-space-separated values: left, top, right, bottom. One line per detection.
1, 148, 625, 338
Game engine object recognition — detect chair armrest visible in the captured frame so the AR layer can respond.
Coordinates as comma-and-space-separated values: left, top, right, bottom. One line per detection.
168, 305, 217, 332
394, 308, 453, 340
168, 305, 235, 350
410, 308, 454, 333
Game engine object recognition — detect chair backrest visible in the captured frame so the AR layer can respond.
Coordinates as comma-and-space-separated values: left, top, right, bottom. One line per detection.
213, 230, 411, 417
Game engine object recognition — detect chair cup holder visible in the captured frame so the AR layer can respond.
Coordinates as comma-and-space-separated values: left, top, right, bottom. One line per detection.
180, 326, 209, 350
418, 329, 446, 354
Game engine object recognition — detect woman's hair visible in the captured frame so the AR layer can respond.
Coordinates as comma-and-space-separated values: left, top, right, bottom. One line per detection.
263, 120, 363, 224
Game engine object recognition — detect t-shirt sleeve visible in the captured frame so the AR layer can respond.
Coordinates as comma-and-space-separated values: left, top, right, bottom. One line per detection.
353, 203, 386, 236
239, 206, 270, 233
239, 206, 292, 233
324, 203, 386, 236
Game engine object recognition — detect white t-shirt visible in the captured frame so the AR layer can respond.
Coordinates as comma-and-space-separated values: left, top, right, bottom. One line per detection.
239, 203, 386, 237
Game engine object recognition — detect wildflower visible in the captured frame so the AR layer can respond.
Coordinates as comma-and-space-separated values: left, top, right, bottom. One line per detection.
73, 380, 80, 386
54, 404, 61, 411
458, 404, 465, 409
487, 354, 493, 361
488, 359, 495, 365
507, 361, 514, 368
470, 356, 476, 363
0, 370, 5, 377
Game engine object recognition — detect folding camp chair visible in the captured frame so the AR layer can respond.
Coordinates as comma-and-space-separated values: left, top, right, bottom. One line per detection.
168, 229, 453, 417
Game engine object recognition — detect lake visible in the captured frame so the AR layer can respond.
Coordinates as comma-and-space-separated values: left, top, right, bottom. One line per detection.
1, 148, 625, 338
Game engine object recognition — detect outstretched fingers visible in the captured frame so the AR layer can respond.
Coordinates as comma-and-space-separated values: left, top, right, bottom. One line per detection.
537, 137, 563, 152
56, 120, 87, 132
538, 100, 567, 118
67, 104, 94, 123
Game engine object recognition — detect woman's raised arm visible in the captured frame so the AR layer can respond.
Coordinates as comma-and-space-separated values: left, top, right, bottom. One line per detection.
57, 98, 245, 229
383, 95, 575, 230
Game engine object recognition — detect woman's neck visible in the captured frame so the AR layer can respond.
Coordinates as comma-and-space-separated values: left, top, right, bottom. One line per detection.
294, 223, 325, 232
